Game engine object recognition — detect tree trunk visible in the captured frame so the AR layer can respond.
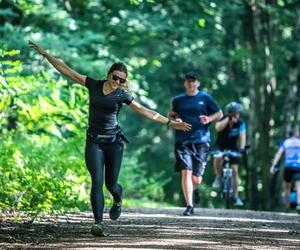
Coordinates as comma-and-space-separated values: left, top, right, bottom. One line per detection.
243, 0, 261, 209
260, 0, 277, 210
245, 0, 277, 210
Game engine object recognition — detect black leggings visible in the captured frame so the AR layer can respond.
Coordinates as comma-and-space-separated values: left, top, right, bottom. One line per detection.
85, 135, 124, 223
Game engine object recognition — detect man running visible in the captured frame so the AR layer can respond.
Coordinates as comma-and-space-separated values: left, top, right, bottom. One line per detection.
169, 71, 222, 216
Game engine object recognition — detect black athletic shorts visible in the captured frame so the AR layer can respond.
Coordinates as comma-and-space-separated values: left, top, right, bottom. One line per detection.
284, 167, 300, 182
174, 142, 210, 176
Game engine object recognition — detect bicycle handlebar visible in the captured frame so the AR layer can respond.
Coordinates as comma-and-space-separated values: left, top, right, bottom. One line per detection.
213, 150, 242, 158
211, 145, 251, 158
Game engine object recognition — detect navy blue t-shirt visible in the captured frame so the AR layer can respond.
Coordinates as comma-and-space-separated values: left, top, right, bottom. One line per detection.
172, 91, 220, 143
85, 77, 134, 135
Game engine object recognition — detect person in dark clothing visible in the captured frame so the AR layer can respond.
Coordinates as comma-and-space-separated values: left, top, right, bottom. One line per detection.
169, 72, 223, 216
29, 41, 192, 236
212, 102, 246, 206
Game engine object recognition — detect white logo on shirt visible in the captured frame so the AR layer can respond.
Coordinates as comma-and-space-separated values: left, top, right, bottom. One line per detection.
198, 101, 204, 105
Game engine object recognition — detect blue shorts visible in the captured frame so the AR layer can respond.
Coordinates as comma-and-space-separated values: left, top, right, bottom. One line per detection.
174, 142, 210, 176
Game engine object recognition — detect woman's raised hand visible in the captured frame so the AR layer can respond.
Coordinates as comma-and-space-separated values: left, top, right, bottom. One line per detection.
28, 40, 47, 56
171, 120, 192, 131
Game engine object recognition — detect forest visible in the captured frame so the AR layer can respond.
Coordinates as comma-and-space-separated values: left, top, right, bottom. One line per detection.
1, 0, 300, 213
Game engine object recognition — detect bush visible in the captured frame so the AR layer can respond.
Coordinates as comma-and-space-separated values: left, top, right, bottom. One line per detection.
0, 131, 90, 212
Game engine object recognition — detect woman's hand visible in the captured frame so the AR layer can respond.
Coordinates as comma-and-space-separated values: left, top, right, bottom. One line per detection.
171, 120, 192, 131
28, 40, 47, 56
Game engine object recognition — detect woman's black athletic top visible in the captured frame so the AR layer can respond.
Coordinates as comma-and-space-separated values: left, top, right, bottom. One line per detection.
85, 76, 134, 135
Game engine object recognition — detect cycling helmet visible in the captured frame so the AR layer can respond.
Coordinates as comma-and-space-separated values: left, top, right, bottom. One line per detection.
226, 102, 241, 113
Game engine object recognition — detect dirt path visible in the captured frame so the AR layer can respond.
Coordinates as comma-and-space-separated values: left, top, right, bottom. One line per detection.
1, 208, 300, 249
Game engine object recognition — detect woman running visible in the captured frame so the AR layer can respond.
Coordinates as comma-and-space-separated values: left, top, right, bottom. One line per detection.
28, 40, 191, 236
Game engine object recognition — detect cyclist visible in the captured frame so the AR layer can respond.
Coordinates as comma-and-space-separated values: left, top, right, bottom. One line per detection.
270, 130, 300, 213
212, 102, 246, 206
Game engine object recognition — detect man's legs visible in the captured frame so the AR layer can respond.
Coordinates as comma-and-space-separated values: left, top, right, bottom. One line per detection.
192, 175, 202, 205
178, 142, 208, 215
295, 180, 300, 212
181, 171, 202, 214
284, 181, 292, 211
212, 156, 222, 188
181, 169, 193, 207
175, 142, 194, 215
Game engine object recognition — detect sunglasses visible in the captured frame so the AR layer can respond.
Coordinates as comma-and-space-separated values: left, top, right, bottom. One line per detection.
112, 75, 126, 84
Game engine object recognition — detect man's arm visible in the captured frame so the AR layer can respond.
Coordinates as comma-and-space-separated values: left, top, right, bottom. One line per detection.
210, 110, 223, 122
200, 110, 223, 125
28, 40, 86, 85
270, 148, 284, 174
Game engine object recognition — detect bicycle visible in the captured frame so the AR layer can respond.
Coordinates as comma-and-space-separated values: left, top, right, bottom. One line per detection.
213, 147, 249, 209
220, 151, 241, 208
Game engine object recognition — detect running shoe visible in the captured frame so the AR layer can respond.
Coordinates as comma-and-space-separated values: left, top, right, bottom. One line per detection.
109, 185, 123, 220
91, 222, 108, 237
183, 206, 194, 216
233, 196, 244, 206
109, 201, 122, 220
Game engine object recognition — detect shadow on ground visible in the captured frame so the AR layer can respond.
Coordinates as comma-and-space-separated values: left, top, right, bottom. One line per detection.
1, 208, 300, 249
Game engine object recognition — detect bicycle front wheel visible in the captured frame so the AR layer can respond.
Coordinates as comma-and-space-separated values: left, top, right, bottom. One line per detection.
224, 191, 231, 209
223, 177, 232, 209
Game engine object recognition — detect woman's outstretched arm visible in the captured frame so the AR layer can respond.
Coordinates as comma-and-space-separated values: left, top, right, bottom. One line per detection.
129, 100, 192, 131
28, 40, 86, 85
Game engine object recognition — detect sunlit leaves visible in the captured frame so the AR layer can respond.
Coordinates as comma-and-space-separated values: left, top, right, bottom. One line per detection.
199, 18, 206, 27
129, 0, 155, 5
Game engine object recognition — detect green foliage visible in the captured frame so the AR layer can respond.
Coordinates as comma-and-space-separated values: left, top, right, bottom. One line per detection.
0, 47, 88, 212
0, 131, 89, 212
0, 47, 170, 212
120, 148, 171, 202
1, 0, 300, 212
